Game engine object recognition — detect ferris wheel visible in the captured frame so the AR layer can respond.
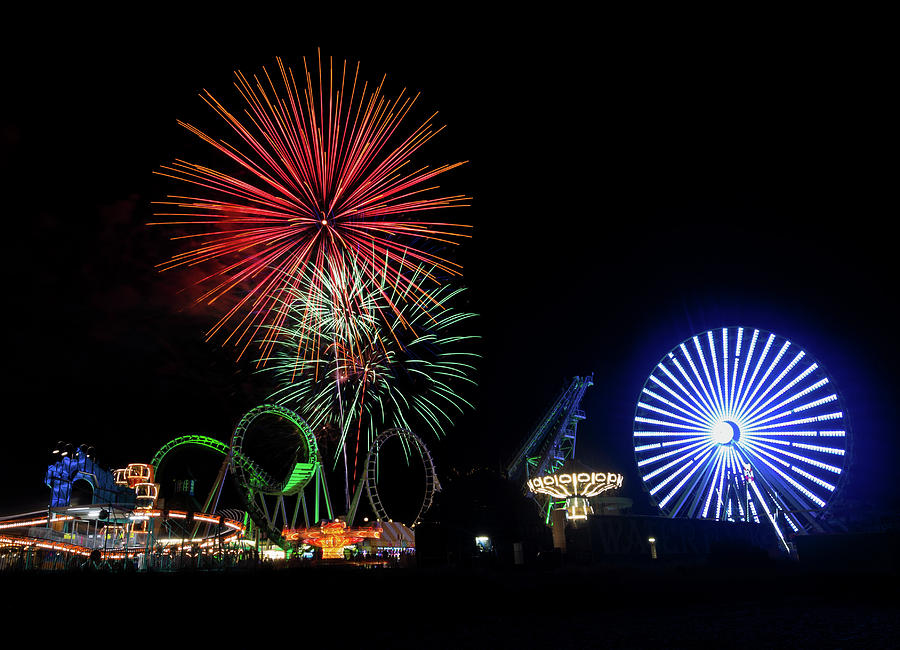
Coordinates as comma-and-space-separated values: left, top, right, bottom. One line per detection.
632, 326, 851, 549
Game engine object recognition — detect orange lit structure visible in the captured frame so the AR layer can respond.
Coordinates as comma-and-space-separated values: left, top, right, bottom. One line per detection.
123, 463, 154, 488
115, 463, 160, 510
0, 509, 246, 566
283, 520, 381, 560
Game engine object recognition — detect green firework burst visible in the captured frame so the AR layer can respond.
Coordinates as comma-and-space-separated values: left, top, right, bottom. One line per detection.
261, 262, 478, 472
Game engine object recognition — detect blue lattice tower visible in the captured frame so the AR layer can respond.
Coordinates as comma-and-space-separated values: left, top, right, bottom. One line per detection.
506, 375, 593, 522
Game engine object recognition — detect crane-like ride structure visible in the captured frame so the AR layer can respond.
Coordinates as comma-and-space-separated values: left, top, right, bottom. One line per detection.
506, 375, 594, 524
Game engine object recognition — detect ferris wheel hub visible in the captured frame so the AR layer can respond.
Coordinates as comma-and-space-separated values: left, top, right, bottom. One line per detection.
711, 420, 740, 445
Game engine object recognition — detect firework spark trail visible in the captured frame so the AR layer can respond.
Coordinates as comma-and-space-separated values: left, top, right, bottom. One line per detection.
262, 262, 478, 475
151, 51, 470, 362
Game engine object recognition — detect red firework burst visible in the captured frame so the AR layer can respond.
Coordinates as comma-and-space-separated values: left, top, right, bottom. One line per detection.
151, 51, 470, 362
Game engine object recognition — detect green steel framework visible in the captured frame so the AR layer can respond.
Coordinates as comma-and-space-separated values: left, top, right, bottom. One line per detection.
151, 405, 332, 549
151, 406, 442, 547
230, 404, 330, 548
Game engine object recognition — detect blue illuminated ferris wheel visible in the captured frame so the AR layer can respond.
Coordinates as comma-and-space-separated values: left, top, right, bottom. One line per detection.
632, 327, 851, 549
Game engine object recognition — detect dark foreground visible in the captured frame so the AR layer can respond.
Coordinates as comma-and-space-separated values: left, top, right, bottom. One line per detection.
3, 560, 897, 647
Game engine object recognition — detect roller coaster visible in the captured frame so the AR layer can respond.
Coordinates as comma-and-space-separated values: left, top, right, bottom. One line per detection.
1, 404, 435, 571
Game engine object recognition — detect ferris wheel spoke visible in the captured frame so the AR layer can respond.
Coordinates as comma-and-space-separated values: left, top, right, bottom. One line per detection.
666, 355, 721, 422
694, 334, 722, 416
740, 373, 831, 425
720, 328, 731, 416
653, 366, 719, 424
746, 340, 792, 406
733, 333, 779, 418
641, 439, 714, 480
657, 450, 715, 513
791, 442, 847, 456
746, 465, 799, 524
664, 447, 719, 517
635, 431, 710, 438
742, 431, 816, 441
706, 330, 726, 413
744, 411, 844, 435
760, 359, 817, 402
731, 328, 758, 414
743, 394, 839, 432
634, 416, 710, 432
742, 438, 842, 477
736, 349, 805, 422
726, 327, 742, 414
647, 459, 693, 498
682, 341, 722, 420
636, 397, 712, 428
740, 442, 827, 510
638, 439, 712, 480
645, 379, 717, 427
699, 447, 726, 518
733, 331, 774, 416
738, 368, 823, 425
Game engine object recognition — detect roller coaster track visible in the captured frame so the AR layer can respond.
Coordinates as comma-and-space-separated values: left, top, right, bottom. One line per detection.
151, 434, 277, 491
150, 433, 321, 549
150, 406, 324, 550
347, 428, 439, 528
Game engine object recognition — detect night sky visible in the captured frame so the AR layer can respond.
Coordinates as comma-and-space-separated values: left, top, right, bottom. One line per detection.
3, 16, 896, 518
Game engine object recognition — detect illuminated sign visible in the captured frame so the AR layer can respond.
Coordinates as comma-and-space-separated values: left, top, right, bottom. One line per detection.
527, 472, 624, 499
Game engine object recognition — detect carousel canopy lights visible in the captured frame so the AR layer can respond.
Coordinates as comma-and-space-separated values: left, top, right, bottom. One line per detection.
527, 472, 624, 500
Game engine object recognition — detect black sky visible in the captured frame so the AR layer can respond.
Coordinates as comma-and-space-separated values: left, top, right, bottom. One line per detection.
3, 14, 896, 514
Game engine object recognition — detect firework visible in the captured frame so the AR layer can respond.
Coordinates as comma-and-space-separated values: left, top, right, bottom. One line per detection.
262, 263, 478, 478
151, 52, 470, 360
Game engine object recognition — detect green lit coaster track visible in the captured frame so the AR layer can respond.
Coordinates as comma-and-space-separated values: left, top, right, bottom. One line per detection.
153, 405, 439, 549
151, 404, 330, 549
229, 404, 330, 547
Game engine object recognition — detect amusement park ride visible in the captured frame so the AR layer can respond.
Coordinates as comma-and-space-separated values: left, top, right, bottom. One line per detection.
632, 327, 853, 552
1, 326, 854, 569
508, 327, 852, 556
0, 403, 434, 569
506, 375, 618, 525
505, 373, 631, 535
